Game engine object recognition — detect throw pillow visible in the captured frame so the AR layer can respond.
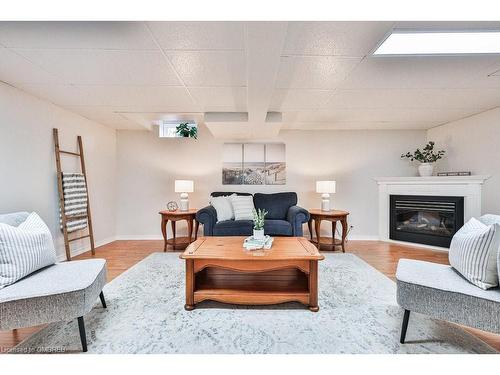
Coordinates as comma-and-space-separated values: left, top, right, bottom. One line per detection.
210, 194, 235, 222
230, 195, 255, 221
478, 215, 500, 282
0, 212, 57, 289
449, 217, 500, 290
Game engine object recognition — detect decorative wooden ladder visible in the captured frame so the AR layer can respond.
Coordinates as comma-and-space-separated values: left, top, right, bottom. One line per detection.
53, 128, 95, 260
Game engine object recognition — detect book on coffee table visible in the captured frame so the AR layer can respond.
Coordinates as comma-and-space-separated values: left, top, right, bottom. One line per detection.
243, 235, 274, 250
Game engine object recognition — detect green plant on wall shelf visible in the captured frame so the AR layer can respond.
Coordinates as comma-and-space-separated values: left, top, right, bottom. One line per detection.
176, 123, 197, 139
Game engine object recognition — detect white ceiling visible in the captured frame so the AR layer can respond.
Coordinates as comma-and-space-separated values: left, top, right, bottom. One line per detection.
1, 21, 500, 138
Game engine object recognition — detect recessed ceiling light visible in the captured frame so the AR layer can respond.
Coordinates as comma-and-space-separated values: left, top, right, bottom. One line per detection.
373, 30, 500, 55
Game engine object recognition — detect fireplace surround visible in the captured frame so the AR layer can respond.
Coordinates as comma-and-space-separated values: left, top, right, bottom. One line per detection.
374, 175, 490, 248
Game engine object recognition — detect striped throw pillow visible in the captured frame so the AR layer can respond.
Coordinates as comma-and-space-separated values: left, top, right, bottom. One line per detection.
230, 195, 255, 221
0, 212, 57, 289
449, 217, 500, 290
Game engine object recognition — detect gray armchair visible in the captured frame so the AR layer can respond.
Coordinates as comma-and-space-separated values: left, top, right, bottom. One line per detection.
396, 214, 500, 344
0, 212, 107, 352
196, 192, 310, 237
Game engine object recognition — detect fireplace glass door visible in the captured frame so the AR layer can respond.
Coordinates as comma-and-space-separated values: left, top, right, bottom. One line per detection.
390, 195, 464, 247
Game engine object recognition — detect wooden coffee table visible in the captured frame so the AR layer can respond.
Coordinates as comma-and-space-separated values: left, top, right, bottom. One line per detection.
180, 237, 324, 312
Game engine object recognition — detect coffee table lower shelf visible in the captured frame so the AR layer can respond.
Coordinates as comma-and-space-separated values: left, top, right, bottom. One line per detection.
184, 264, 319, 312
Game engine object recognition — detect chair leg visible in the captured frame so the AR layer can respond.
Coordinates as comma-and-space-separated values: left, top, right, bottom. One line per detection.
400, 309, 411, 344
77, 316, 88, 352
99, 291, 107, 308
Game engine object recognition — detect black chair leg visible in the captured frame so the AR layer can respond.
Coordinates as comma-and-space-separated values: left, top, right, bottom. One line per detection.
400, 309, 411, 344
99, 291, 107, 308
77, 316, 88, 352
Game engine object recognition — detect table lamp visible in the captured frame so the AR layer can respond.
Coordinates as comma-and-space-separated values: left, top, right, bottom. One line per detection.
316, 181, 336, 211
175, 180, 194, 211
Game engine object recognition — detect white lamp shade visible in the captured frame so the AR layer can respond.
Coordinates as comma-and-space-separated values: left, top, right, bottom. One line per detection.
175, 180, 194, 193
316, 180, 336, 194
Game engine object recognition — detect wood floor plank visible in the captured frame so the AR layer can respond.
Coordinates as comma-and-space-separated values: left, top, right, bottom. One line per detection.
1, 239, 498, 353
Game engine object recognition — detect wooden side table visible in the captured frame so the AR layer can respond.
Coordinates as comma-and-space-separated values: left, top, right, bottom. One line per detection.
159, 209, 199, 251
308, 209, 349, 252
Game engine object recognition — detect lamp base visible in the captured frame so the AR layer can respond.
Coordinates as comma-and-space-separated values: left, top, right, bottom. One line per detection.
321, 193, 331, 212
180, 192, 189, 211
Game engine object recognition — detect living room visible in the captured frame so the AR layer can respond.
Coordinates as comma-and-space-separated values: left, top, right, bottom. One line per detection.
1, 0, 500, 372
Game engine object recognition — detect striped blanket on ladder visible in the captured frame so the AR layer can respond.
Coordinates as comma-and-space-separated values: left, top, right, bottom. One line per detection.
60, 173, 88, 233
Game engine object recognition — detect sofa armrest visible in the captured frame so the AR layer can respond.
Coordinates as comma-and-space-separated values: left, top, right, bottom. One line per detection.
287, 206, 310, 236
196, 205, 217, 236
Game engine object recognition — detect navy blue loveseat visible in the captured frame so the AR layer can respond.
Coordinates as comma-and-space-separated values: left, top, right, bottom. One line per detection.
196, 192, 310, 237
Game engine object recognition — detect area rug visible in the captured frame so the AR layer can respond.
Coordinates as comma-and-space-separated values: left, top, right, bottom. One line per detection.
12, 252, 496, 354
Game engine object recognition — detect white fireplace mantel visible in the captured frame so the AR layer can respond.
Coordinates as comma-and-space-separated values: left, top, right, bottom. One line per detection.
373, 175, 490, 247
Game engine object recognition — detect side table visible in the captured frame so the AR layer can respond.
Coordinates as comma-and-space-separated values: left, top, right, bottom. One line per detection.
308, 209, 349, 252
159, 209, 199, 251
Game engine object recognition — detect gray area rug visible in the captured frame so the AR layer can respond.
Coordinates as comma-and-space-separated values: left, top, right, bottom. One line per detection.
13, 252, 496, 354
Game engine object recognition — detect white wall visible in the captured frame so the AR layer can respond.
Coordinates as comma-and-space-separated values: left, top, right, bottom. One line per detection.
115, 125, 426, 239
0, 83, 117, 259
427, 107, 500, 215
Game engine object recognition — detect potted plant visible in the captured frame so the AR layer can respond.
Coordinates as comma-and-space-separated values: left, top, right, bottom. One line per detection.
401, 141, 445, 177
252, 208, 268, 240
175, 123, 198, 139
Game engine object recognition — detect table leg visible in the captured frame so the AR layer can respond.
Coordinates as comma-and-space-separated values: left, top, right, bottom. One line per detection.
187, 218, 193, 244
308, 219, 313, 241
341, 216, 348, 253
194, 220, 199, 241
332, 220, 337, 247
308, 260, 319, 312
171, 220, 176, 249
314, 219, 321, 249
161, 216, 168, 252
185, 259, 195, 311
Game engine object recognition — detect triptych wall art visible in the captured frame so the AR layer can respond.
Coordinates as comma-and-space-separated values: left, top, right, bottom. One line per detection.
222, 143, 286, 185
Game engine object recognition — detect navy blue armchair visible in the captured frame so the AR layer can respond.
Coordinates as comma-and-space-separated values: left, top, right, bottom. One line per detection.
196, 192, 310, 237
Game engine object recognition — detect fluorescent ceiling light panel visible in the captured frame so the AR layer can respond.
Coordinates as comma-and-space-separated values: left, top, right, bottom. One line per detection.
374, 31, 500, 55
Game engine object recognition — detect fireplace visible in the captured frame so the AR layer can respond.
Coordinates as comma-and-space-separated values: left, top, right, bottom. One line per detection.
390, 195, 464, 247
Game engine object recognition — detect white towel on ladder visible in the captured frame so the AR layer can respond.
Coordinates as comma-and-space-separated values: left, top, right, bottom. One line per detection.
60, 172, 88, 233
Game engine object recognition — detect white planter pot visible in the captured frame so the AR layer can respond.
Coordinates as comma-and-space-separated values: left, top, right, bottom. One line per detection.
418, 163, 434, 177
253, 229, 265, 240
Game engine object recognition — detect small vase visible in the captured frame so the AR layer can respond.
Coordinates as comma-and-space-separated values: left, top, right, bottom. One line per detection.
418, 162, 434, 177
253, 229, 265, 240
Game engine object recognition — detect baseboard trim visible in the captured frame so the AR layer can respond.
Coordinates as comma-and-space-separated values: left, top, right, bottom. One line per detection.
57, 236, 117, 261
382, 239, 449, 252
346, 235, 380, 241
115, 235, 164, 241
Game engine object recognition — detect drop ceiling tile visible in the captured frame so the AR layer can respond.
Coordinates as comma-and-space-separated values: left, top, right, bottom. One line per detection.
168, 51, 246, 87
275, 55, 361, 89
283, 21, 393, 57
0, 22, 156, 49
147, 22, 245, 50
79, 85, 195, 107
0, 48, 60, 84
14, 49, 180, 85
189, 86, 247, 110
329, 89, 500, 109
281, 121, 434, 130
284, 107, 479, 123
62, 106, 145, 129
394, 21, 500, 29
18, 84, 196, 107
270, 89, 336, 110
459, 60, 500, 88
339, 56, 499, 89
17, 83, 84, 105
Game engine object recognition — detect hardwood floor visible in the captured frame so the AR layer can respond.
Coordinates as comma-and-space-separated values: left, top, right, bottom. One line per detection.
1, 239, 498, 353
